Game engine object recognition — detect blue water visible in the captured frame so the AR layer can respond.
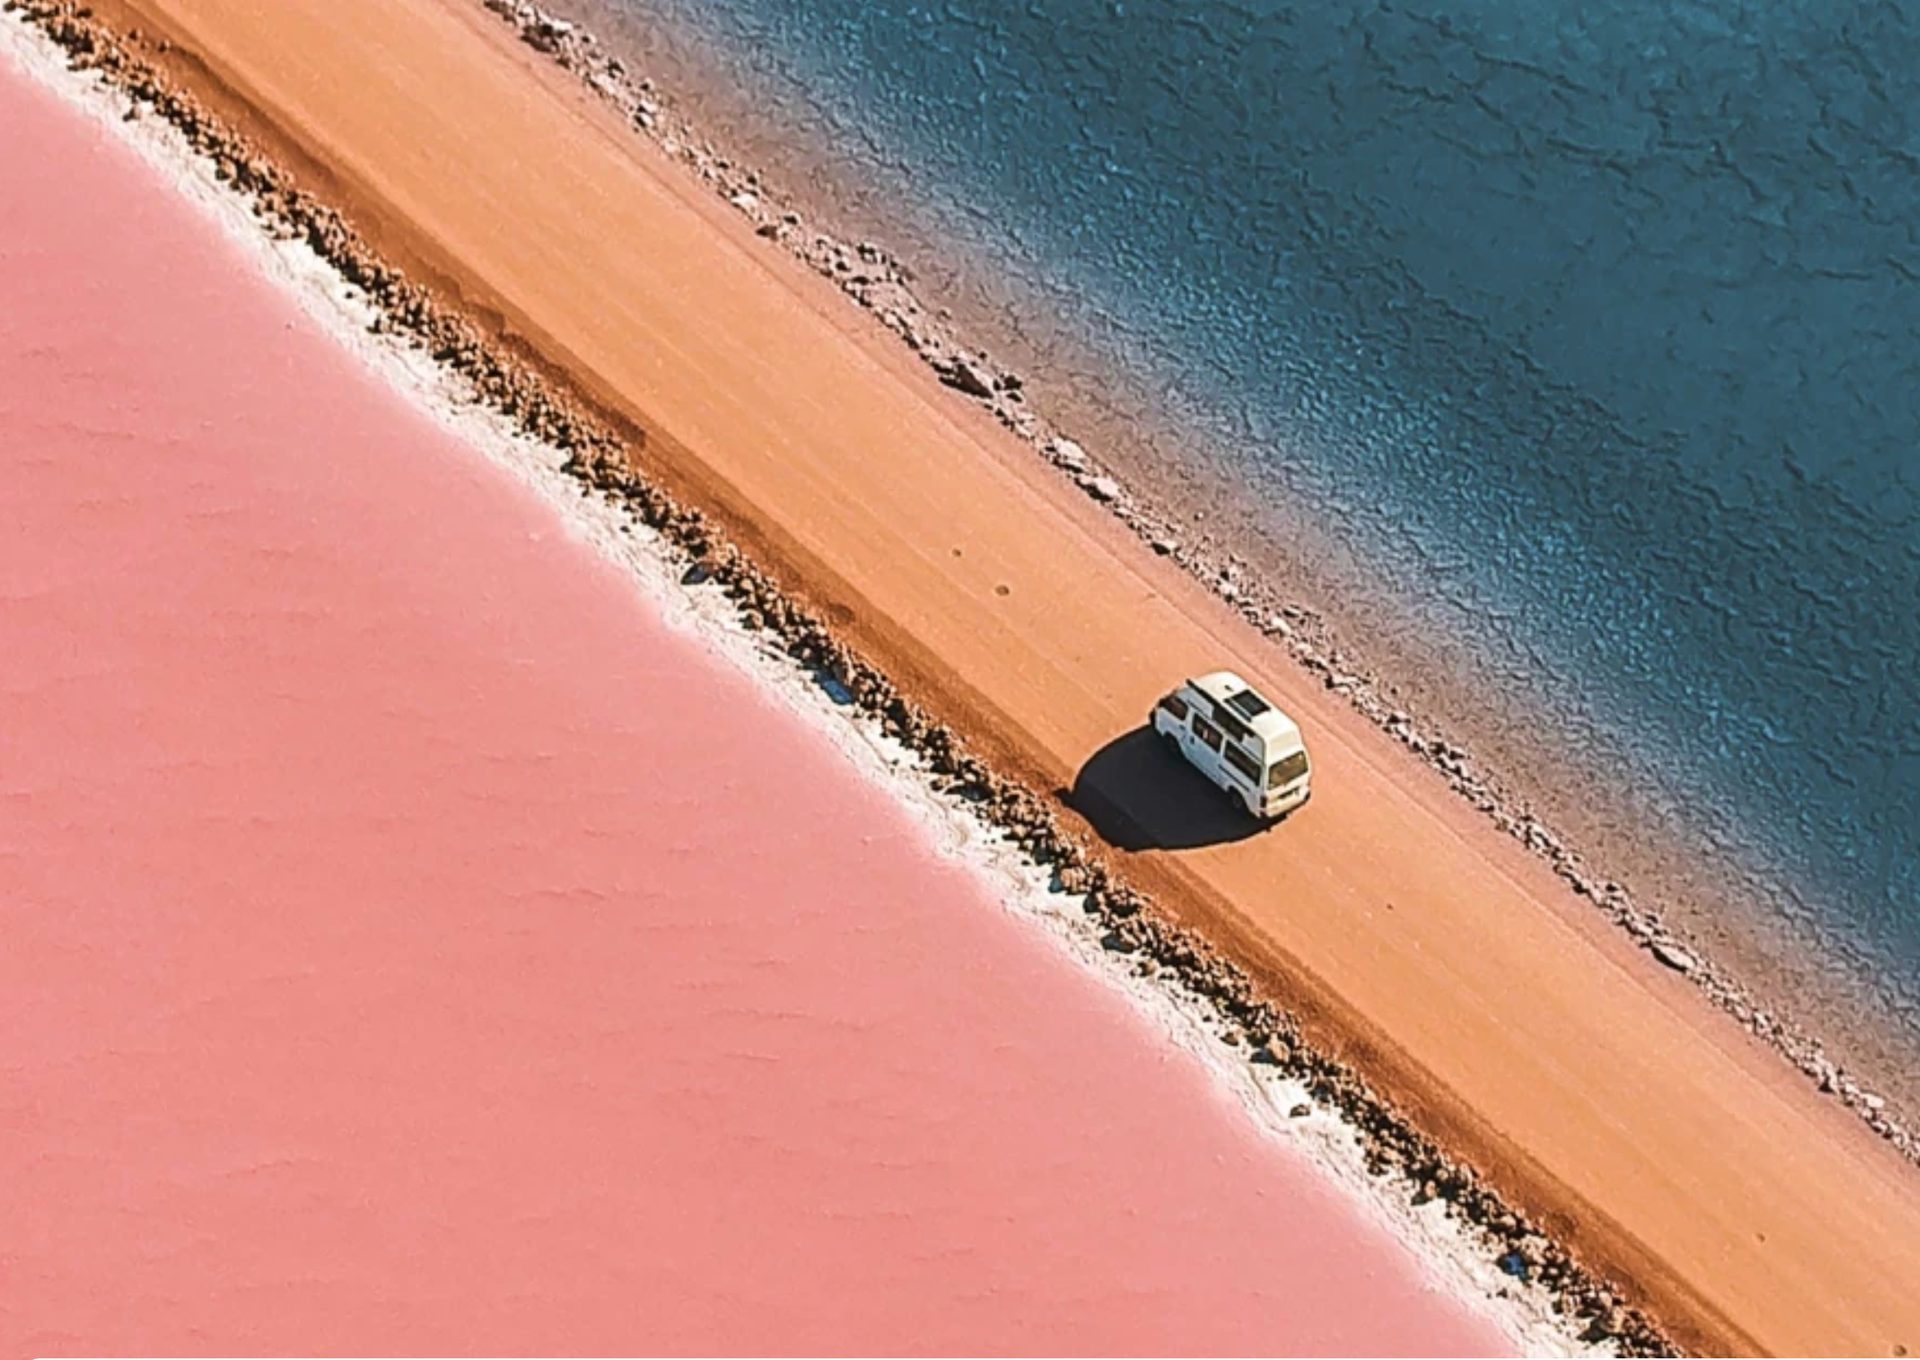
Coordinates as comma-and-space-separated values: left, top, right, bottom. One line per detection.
593, 1, 1920, 1025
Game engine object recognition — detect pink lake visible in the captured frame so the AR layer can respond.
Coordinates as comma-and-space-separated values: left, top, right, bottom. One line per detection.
0, 53, 1505, 1357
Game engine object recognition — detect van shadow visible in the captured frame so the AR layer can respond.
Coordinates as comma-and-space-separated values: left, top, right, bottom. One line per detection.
1061, 726, 1265, 853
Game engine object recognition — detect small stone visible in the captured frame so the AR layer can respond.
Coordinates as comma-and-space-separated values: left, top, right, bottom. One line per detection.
1651, 940, 1698, 974
729, 190, 760, 212
1151, 536, 1179, 556
1049, 438, 1089, 472
939, 357, 996, 398
1288, 1102, 1311, 1118
527, 17, 575, 52
1082, 475, 1122, 504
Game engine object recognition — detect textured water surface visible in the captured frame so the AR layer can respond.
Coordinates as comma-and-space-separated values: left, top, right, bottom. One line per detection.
574, 0, 1920, 1040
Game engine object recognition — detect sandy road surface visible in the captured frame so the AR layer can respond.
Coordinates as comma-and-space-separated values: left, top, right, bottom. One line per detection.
69, 0, 1920, 1351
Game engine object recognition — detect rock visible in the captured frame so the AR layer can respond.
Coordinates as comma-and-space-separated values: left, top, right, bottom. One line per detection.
1049, 437, 1089, 472
1288, 1102, 1311, 1118
1151, 536, 1179, 556
527, 16, 575, 52
1081, 475, 1122, 504
1651, 940, 1698, 974
939, 356, 996, 398
728, 190, 760, 212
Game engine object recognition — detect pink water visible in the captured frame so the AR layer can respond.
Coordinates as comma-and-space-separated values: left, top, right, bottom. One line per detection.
0, 59, 1505, 1356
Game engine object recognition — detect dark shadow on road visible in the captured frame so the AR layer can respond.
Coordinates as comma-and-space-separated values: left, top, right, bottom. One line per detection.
1062, 726, 1266, 852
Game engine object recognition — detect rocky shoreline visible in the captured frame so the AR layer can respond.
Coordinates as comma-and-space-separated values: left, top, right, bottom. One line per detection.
471, 0, 1920, 1163
3, 0, 1745, 1350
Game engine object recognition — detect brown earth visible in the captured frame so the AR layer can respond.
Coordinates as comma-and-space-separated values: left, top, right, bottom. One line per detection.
62, 0, 1920, 1352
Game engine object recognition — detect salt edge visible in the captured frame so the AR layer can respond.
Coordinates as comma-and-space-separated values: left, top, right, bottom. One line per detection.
0, 14, 1594, 1356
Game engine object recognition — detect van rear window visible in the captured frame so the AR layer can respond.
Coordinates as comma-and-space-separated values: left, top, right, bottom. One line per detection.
1267, 750, 1310, 788
1160, 693, 1189, 720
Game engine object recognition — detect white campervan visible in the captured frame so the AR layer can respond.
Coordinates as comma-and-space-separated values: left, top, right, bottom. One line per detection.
1151, 670, 1312, 821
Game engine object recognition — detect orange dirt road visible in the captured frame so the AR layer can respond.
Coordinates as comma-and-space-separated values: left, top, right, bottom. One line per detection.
86, 0, 1920, 1351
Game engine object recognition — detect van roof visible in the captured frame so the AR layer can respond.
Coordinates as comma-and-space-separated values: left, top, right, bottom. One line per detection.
1188, 670, 1303, 751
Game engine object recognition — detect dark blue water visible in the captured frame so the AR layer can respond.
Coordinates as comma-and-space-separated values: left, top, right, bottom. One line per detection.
590, 1, 1920, 1030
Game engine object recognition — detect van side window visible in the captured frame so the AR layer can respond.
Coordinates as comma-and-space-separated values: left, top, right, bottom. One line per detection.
1161, 692, 1189, 720
1212, 704, 1252, 744
1191, 715, 1223, 750
1223, 743, 1261, 783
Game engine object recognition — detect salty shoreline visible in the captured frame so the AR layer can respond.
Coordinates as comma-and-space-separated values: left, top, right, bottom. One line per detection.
14, 0, 1920, 1352
473, 0, 1920, 1148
